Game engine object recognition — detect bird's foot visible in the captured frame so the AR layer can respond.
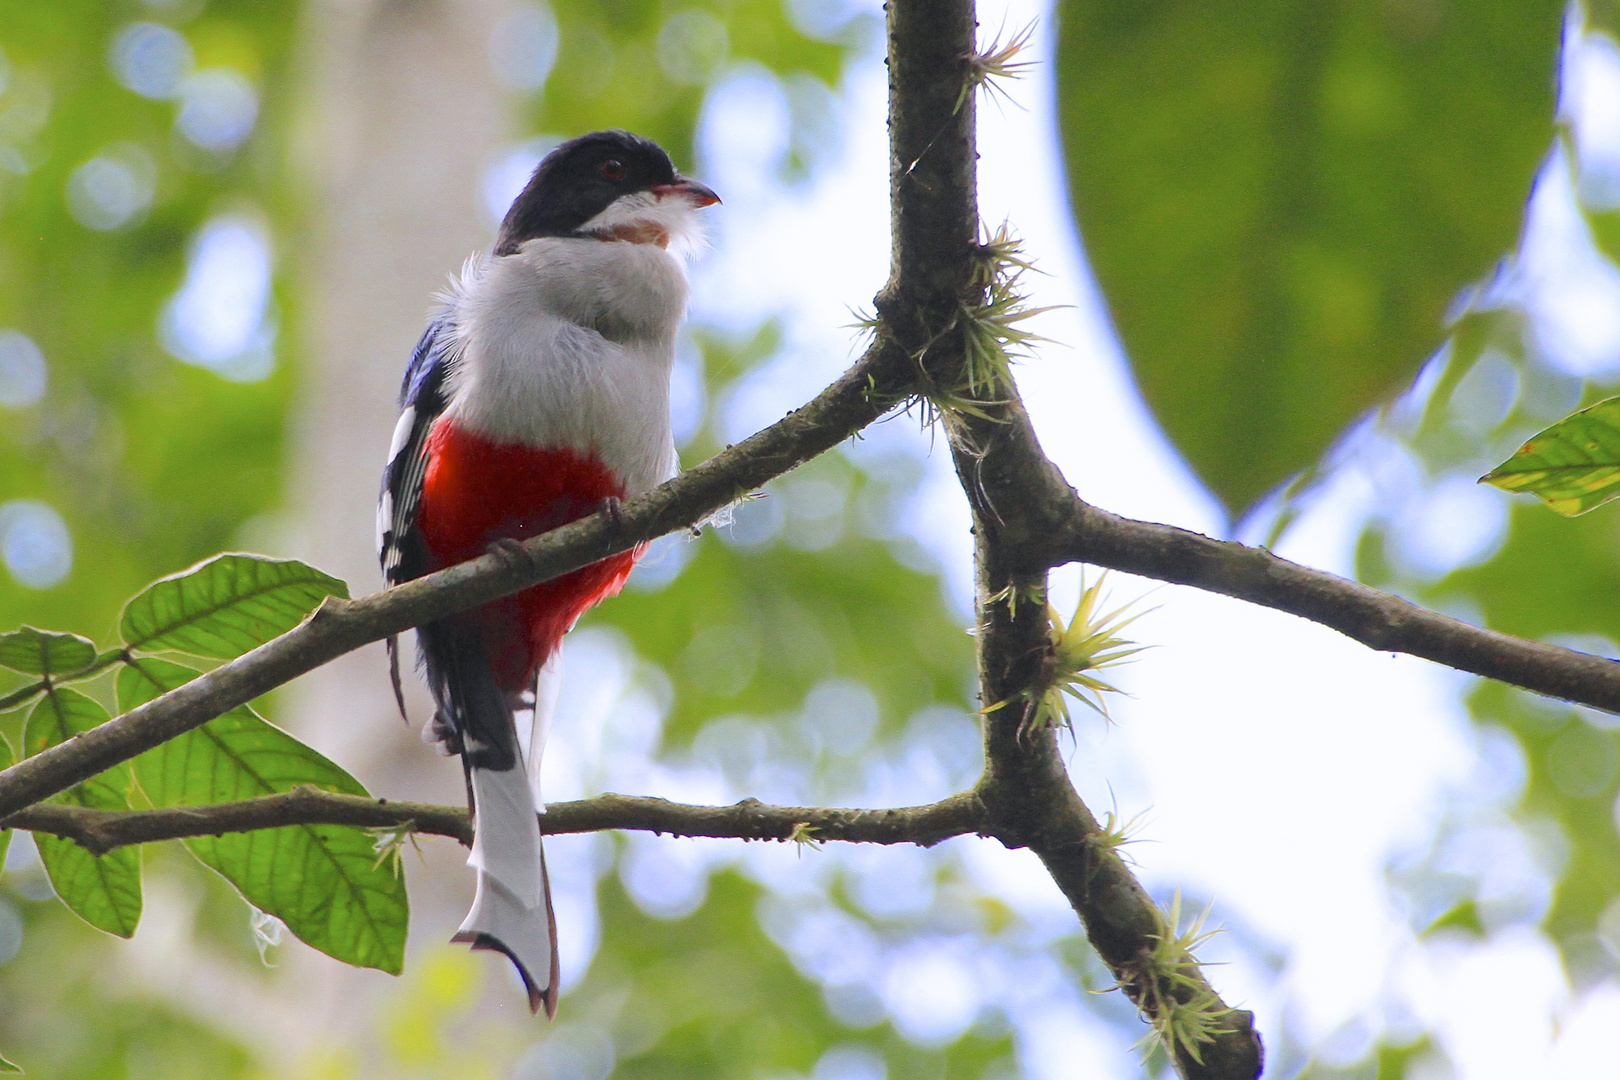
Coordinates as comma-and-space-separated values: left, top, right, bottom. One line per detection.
599, 495, 625, 537
421, 710, 461, 757
486, 536, 537, 573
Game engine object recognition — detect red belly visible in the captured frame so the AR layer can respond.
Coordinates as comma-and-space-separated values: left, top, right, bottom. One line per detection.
418, 418, 639, 690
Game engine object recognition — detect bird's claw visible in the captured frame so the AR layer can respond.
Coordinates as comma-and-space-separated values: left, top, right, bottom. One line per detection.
421, 711, 462, 757
599, 495, 624, 537
486, 536, 536, 572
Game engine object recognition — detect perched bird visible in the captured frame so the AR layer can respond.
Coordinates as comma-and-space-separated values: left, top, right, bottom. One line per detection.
377, 130, 718, 1016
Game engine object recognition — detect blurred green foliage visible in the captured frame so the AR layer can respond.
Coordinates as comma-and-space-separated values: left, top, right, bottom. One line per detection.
589, 870, 1014, 1080
1349, 288, 1620, 1032
21, 0, 1619, 1075
607, 518, 972, 745
1329, 286, 1620, 1070
0, 2, 1002, 1079
540, 0, 849, 169
0, 0, 300, 644
1057, 2, 1620, 1074
1055, 0, 1564, 515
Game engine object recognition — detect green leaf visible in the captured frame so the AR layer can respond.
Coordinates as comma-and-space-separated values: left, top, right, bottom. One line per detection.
1055, 0, 1564, 514
118, 659, 407, 974
120, 553, 348, 660
0, 627, 97, 677
0, 1047, 19, 1074
23, 689, 142, 938
1481, 396, 1620, 516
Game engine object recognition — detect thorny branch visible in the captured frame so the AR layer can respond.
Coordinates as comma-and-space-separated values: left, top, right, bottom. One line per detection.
0, 0, 1616, 1076
880, 1, 1262, 1075
1, 64, 1616, 835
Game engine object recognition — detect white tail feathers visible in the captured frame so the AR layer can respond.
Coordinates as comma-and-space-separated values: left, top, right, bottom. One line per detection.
455, 754, 558, 1016
526, 651, 562, 808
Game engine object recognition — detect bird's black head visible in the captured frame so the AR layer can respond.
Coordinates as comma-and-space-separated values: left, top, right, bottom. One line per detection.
495, 130, 713, 255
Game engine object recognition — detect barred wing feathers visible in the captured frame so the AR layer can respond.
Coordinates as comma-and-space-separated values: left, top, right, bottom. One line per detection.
378, 315, 455, 719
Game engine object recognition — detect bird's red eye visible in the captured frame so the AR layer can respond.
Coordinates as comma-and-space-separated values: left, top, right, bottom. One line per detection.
600, 158, 626, 181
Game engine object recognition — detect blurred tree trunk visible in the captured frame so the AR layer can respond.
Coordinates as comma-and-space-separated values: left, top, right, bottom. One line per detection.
279, 0, 513, 1062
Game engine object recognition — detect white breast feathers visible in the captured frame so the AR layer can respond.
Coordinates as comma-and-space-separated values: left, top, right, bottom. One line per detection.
441, 240, 686, 497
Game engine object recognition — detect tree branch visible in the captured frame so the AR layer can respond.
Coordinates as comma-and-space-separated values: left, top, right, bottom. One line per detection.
859, 0, 1265, 1073
1, 1, 1602, 1074
0, 337, 915, 822
873, 0, 1262, 1074
910, 282, 1620, 714
0, 4, 1595, 839
946, 395, 1264, 1078
1049, 498, 1620, 711
3, 788, 987, 857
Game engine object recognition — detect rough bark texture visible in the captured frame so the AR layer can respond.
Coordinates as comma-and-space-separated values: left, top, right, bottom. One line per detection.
876, 0, 1264, 1073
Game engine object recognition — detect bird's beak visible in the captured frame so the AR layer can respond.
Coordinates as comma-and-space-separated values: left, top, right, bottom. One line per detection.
653, 178, 721, 207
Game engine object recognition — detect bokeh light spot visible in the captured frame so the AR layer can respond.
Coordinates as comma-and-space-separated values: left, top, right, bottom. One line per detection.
700, 66, 790, 201
669, 331, 706, 447
800, 678, 878, 756
681, 623, 760, 696
781, 475, 847, 550
482, 137, 561, 227
1448, 349, 1520, 434
161, 215, 276, 381
65, 144, 156, 230
1567, 33, 1620, 207
0, 898, 20, 967
1390, 473, 1508, 579
0, 500, 72, 589
490, 2, 559, 93
109, 22, 192, 99
785, 0, 867, 41
619, 833, 710, 919
0, 329, 46, 407
720, 493, 784, 547
176, 69, 258, 152
881, 942, 979, 1045
813, 1044, 886, 1080
625, 531, 695, 592
512, 1027, 615, 1080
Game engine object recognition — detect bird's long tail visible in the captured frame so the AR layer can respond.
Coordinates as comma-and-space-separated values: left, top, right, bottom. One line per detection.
454, 762, 558, 1016
426, 624, 560, 1017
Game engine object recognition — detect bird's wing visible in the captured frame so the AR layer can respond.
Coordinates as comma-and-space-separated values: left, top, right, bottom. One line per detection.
378, 314, 456, 720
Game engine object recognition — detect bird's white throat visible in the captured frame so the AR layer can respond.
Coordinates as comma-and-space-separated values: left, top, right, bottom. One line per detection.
578, 190, 711, 256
